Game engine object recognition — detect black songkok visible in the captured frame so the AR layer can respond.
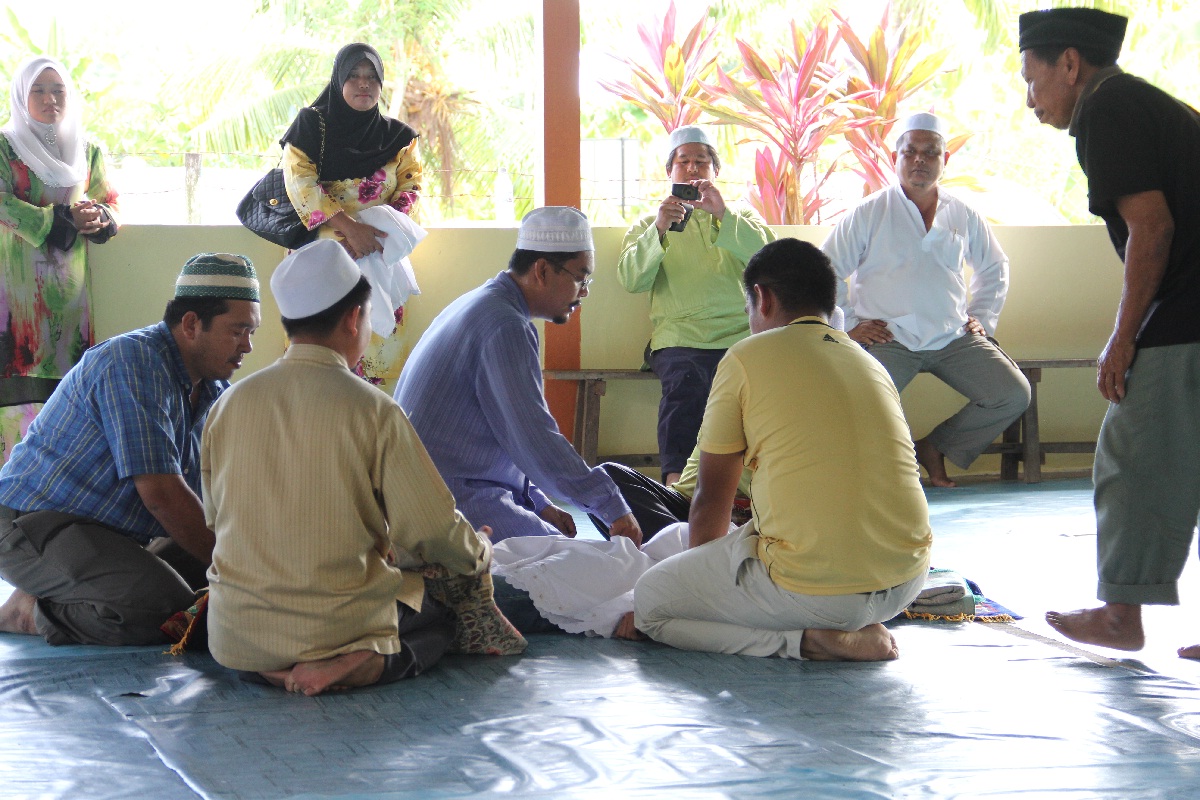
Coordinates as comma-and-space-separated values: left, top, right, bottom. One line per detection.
1018, 8, 1127, 62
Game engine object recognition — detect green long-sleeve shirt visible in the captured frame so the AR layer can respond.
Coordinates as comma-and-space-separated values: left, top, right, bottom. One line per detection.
618, 205, 775, 351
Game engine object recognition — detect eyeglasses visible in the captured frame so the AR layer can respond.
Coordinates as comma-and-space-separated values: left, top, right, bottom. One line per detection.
553, 263, 594, 289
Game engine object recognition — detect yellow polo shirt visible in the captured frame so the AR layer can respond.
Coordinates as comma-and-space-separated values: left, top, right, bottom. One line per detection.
698, 318, 931, 595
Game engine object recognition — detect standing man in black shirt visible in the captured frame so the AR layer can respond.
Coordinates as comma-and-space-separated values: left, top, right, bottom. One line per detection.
1018, 8, 1200, 658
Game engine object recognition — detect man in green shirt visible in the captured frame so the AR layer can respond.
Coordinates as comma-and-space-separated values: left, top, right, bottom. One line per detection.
618, 126, 774, 485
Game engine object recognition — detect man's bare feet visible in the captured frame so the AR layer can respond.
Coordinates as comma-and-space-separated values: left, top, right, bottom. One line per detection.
800, 624, 899, 661
1045, 603, 1145, 651
257, 668, 293, 689
0, 589, 39, 635
286, 651, 385, 696
914, 437, 956, 488
1178, 645, 1200, 660
613, 611, 646, 641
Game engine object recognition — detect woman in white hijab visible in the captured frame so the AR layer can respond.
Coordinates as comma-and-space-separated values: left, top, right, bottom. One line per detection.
0, 56, 118, 461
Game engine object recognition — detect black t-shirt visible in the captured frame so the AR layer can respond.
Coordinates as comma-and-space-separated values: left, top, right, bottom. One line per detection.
1075, 73, 1200, 348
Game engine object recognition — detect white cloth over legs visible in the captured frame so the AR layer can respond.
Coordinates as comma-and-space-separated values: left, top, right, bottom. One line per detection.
634, 524, 924, 658
491, 523, 688, 637
355, 205, 426, 336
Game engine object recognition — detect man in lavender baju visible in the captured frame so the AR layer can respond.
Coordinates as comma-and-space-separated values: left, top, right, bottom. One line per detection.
394, 207, 642, 546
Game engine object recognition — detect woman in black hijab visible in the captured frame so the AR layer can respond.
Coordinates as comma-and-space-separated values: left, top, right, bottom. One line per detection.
280, 42, 423, 385
281, 43, 421, 258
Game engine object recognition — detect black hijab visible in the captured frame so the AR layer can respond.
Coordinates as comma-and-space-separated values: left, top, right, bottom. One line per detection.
280, 43, 418, 182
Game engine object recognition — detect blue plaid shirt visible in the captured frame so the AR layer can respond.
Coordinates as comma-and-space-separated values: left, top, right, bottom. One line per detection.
0, 322, 226, 543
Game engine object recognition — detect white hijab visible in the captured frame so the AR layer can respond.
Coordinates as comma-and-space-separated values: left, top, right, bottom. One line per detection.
2, 56, 87, 188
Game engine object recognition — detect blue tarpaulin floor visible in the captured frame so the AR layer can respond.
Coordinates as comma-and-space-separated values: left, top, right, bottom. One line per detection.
4, 477, 1200, 799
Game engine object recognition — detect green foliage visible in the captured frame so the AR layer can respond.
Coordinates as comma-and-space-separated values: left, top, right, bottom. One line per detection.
2, 0, 1195, 227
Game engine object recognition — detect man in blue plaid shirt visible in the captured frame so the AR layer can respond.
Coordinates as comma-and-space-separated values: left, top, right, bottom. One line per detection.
0, 253, 261, 645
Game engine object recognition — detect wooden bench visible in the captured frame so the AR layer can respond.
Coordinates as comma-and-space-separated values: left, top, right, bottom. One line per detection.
544, 369, 659, 467
982, 358, 1097, 483
547, 358, 1099, 484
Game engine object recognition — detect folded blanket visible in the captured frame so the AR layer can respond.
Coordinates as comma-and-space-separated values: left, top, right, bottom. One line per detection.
900, 569, 1022, 622
910, 568, 970, 607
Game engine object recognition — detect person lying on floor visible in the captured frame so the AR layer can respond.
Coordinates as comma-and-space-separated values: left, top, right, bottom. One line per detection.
0, 254, 261, 645
632, 238, 933, 661
202, 240, 492, 696
591, 449, 752, 541
394, 206, 641, 546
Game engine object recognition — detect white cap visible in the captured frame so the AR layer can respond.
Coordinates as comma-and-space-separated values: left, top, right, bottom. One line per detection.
667, 125, 716, 154
270, 238, 364, 320
894, 112, 948, 144
515, 207, 594, 252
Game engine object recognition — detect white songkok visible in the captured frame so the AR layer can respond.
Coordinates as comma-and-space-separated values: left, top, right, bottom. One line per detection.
270, 239, 364, 320
515, 207, 594, 253
894, 112, 948, 144
666, 125, 716, 154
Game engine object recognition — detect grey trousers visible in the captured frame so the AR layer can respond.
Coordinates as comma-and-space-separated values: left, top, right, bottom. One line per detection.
634, 524, 925, 659
0, 507, 197, 645
1094, 343, 1200, 606
867, 334, 1031, 468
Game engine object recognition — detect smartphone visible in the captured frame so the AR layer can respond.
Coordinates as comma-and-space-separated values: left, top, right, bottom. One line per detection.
669, 183, 698, 232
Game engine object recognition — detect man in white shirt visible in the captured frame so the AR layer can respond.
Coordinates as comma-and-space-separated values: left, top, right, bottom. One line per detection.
821, 113, 1030, 487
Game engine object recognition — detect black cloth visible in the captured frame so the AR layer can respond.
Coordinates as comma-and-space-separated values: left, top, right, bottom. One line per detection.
650, 346, 727, 478
490, 575, 563, 635
1074, 72, 1200, 349
588, 462, 690, 541
279, 42, 417, 181
1017, 8, 1127, 58
45, 204, 78, 251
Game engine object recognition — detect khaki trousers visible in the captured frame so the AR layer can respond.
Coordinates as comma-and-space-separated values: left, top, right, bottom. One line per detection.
0, 507, 196, 645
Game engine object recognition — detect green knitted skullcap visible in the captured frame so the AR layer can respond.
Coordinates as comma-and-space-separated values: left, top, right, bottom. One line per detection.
174, 253, 260, 302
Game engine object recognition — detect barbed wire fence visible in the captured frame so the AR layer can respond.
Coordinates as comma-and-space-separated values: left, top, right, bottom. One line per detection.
101, 136, 1096, 227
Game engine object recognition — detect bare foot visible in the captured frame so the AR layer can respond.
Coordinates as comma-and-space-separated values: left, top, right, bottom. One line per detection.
1045, 603, 1144, 651
0, 589, 39, 635
801, 624, 899, 661
613, 611, 646, 641
1177, 644, 1200, 660
915, 437, 956, 488
257, 668, 293, 689
287, 651, 385, 696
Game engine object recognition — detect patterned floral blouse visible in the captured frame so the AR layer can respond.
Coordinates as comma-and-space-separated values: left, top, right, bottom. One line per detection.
281, 140, 423, 389
282, 140, 422, 232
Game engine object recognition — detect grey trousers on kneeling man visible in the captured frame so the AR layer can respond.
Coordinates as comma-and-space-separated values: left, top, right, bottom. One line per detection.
0, 506, 197, 646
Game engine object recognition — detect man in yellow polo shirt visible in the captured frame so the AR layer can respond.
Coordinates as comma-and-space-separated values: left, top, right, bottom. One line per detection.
633, 238, 932, 661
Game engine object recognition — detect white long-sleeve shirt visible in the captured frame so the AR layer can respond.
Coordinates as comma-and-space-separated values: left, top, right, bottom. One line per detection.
821, 184, 1010, 352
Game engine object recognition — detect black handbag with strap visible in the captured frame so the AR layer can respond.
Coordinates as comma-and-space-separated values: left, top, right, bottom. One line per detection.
236, 110, 325, 248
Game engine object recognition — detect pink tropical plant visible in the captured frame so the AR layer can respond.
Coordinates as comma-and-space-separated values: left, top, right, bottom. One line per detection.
833, 5, 971, 196
690, 19, 876, 224
596, 1, 719, 133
